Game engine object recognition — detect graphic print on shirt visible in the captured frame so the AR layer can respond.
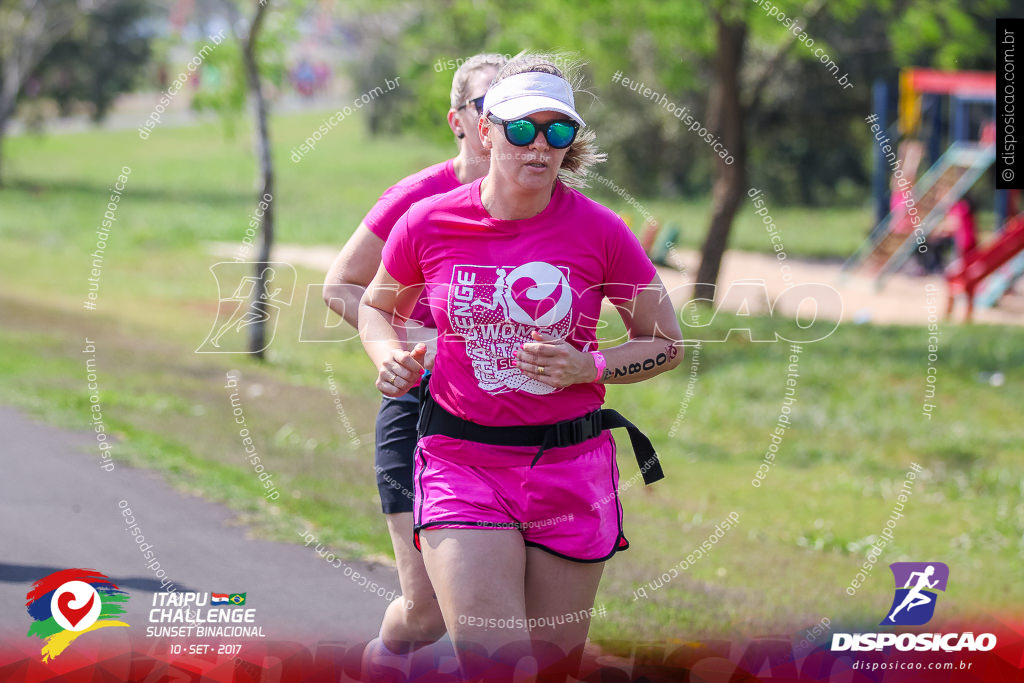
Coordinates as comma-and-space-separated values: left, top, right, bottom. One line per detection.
448, 261, 573, 395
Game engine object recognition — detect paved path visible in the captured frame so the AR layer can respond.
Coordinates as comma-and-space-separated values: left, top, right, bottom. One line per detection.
0, 405, 395, 644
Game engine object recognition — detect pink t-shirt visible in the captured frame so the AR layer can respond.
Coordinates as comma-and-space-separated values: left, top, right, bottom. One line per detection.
382, 178, 657, 460
364, 158, 460, 240
363, 159, 460, 327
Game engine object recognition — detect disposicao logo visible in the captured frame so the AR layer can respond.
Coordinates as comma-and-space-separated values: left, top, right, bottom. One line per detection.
882, 562, 947, 626
25, 569, 130, 661
832, 561, 996, 653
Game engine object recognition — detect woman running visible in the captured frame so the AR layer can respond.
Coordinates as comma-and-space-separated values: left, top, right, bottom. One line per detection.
322, 53, 506, 669
359, 54, 683, 679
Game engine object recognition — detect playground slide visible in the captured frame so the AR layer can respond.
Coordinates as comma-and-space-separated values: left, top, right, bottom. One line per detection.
946, 213, 1024, 319
842, 143, 994, 285
975, 251, 1024, 309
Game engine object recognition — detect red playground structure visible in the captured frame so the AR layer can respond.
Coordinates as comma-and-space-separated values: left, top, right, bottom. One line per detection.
946, 195, 1024, 321
846, 68, 1024, 321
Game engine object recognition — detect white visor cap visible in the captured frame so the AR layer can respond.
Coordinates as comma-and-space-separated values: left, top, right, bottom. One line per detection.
482, 72, 586, 127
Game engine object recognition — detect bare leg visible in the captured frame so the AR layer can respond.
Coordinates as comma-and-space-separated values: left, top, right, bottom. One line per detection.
524, 547, 605, 678
905, 594, 931, 612
889, 590, 924, 621
420, 528, 534, 679
888, 596, 913, 621
379, 513, 446, 652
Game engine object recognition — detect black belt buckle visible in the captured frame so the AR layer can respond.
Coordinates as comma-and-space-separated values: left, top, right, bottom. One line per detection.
567, 411, 601, 445
551, 420, 571, 448
585, 410, 602, 441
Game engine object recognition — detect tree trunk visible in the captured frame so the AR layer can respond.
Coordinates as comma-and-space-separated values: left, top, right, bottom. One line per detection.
0, 18, 25, 188
0, 117, 8, 187
241, 0, 274, 359
694, 15, 747, 304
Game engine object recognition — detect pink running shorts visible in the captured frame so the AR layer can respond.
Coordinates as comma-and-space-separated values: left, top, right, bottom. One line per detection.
412, 431, 629, 562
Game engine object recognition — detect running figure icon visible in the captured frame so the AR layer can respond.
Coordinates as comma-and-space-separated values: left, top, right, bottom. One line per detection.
210, 267, 284, 347
887, 565, 938, 622
471, 267, 510, 319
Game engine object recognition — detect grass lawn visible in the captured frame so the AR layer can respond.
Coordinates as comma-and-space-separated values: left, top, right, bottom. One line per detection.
1, 109, 1021, 647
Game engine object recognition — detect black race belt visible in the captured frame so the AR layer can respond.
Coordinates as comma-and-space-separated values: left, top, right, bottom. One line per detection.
415, 374, 663, 485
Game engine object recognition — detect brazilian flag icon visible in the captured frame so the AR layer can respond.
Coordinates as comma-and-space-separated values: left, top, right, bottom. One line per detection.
229, 593, 246, 605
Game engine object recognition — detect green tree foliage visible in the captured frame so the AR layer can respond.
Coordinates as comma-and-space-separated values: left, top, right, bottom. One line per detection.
339, 0, 1005, 205
189, 6, 292, 139
0, 0, 143, 183
890, 0, 1009, 71
331, 0, 1005, 298
31, 0, 154, 121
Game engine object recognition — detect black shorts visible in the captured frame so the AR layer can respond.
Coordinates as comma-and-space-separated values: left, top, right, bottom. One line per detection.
374, 385, 421, 514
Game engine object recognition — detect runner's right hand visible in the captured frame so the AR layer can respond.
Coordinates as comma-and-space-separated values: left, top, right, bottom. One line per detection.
376, 343, 427, 397
404, 325, 438, 371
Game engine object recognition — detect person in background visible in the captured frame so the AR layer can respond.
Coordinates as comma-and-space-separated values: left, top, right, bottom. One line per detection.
924, 194, 977, 274
947, 194, 978, 263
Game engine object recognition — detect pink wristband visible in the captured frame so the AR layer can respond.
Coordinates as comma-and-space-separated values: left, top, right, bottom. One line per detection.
590, 350, 606, 382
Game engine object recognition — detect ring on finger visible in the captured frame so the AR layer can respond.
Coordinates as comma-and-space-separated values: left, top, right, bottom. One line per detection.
538, 365, 545, 375
388, 372, 397, 384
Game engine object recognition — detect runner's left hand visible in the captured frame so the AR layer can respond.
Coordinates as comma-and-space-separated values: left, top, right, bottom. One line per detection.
516, 331, 594, 388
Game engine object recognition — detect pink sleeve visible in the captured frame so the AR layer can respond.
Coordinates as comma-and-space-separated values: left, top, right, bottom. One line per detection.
603, 220, 657, 303
380, 211, 423, 287
363, 161, 455, 240
363, 186, 409, 241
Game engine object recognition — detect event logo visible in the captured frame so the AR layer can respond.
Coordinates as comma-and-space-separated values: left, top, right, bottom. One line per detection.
448, 262, 574, 395
882, 561, 948, 626
501, 262, 573, 327
832, 561, 996, 652
25, 569, 130, 662
212, 592, 247, 605
197, 262, 296, 353
147, 591, 266, 639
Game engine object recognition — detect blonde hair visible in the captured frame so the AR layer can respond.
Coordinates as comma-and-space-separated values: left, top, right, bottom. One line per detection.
488, 52, 605, 188
450, 53, 508, 110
